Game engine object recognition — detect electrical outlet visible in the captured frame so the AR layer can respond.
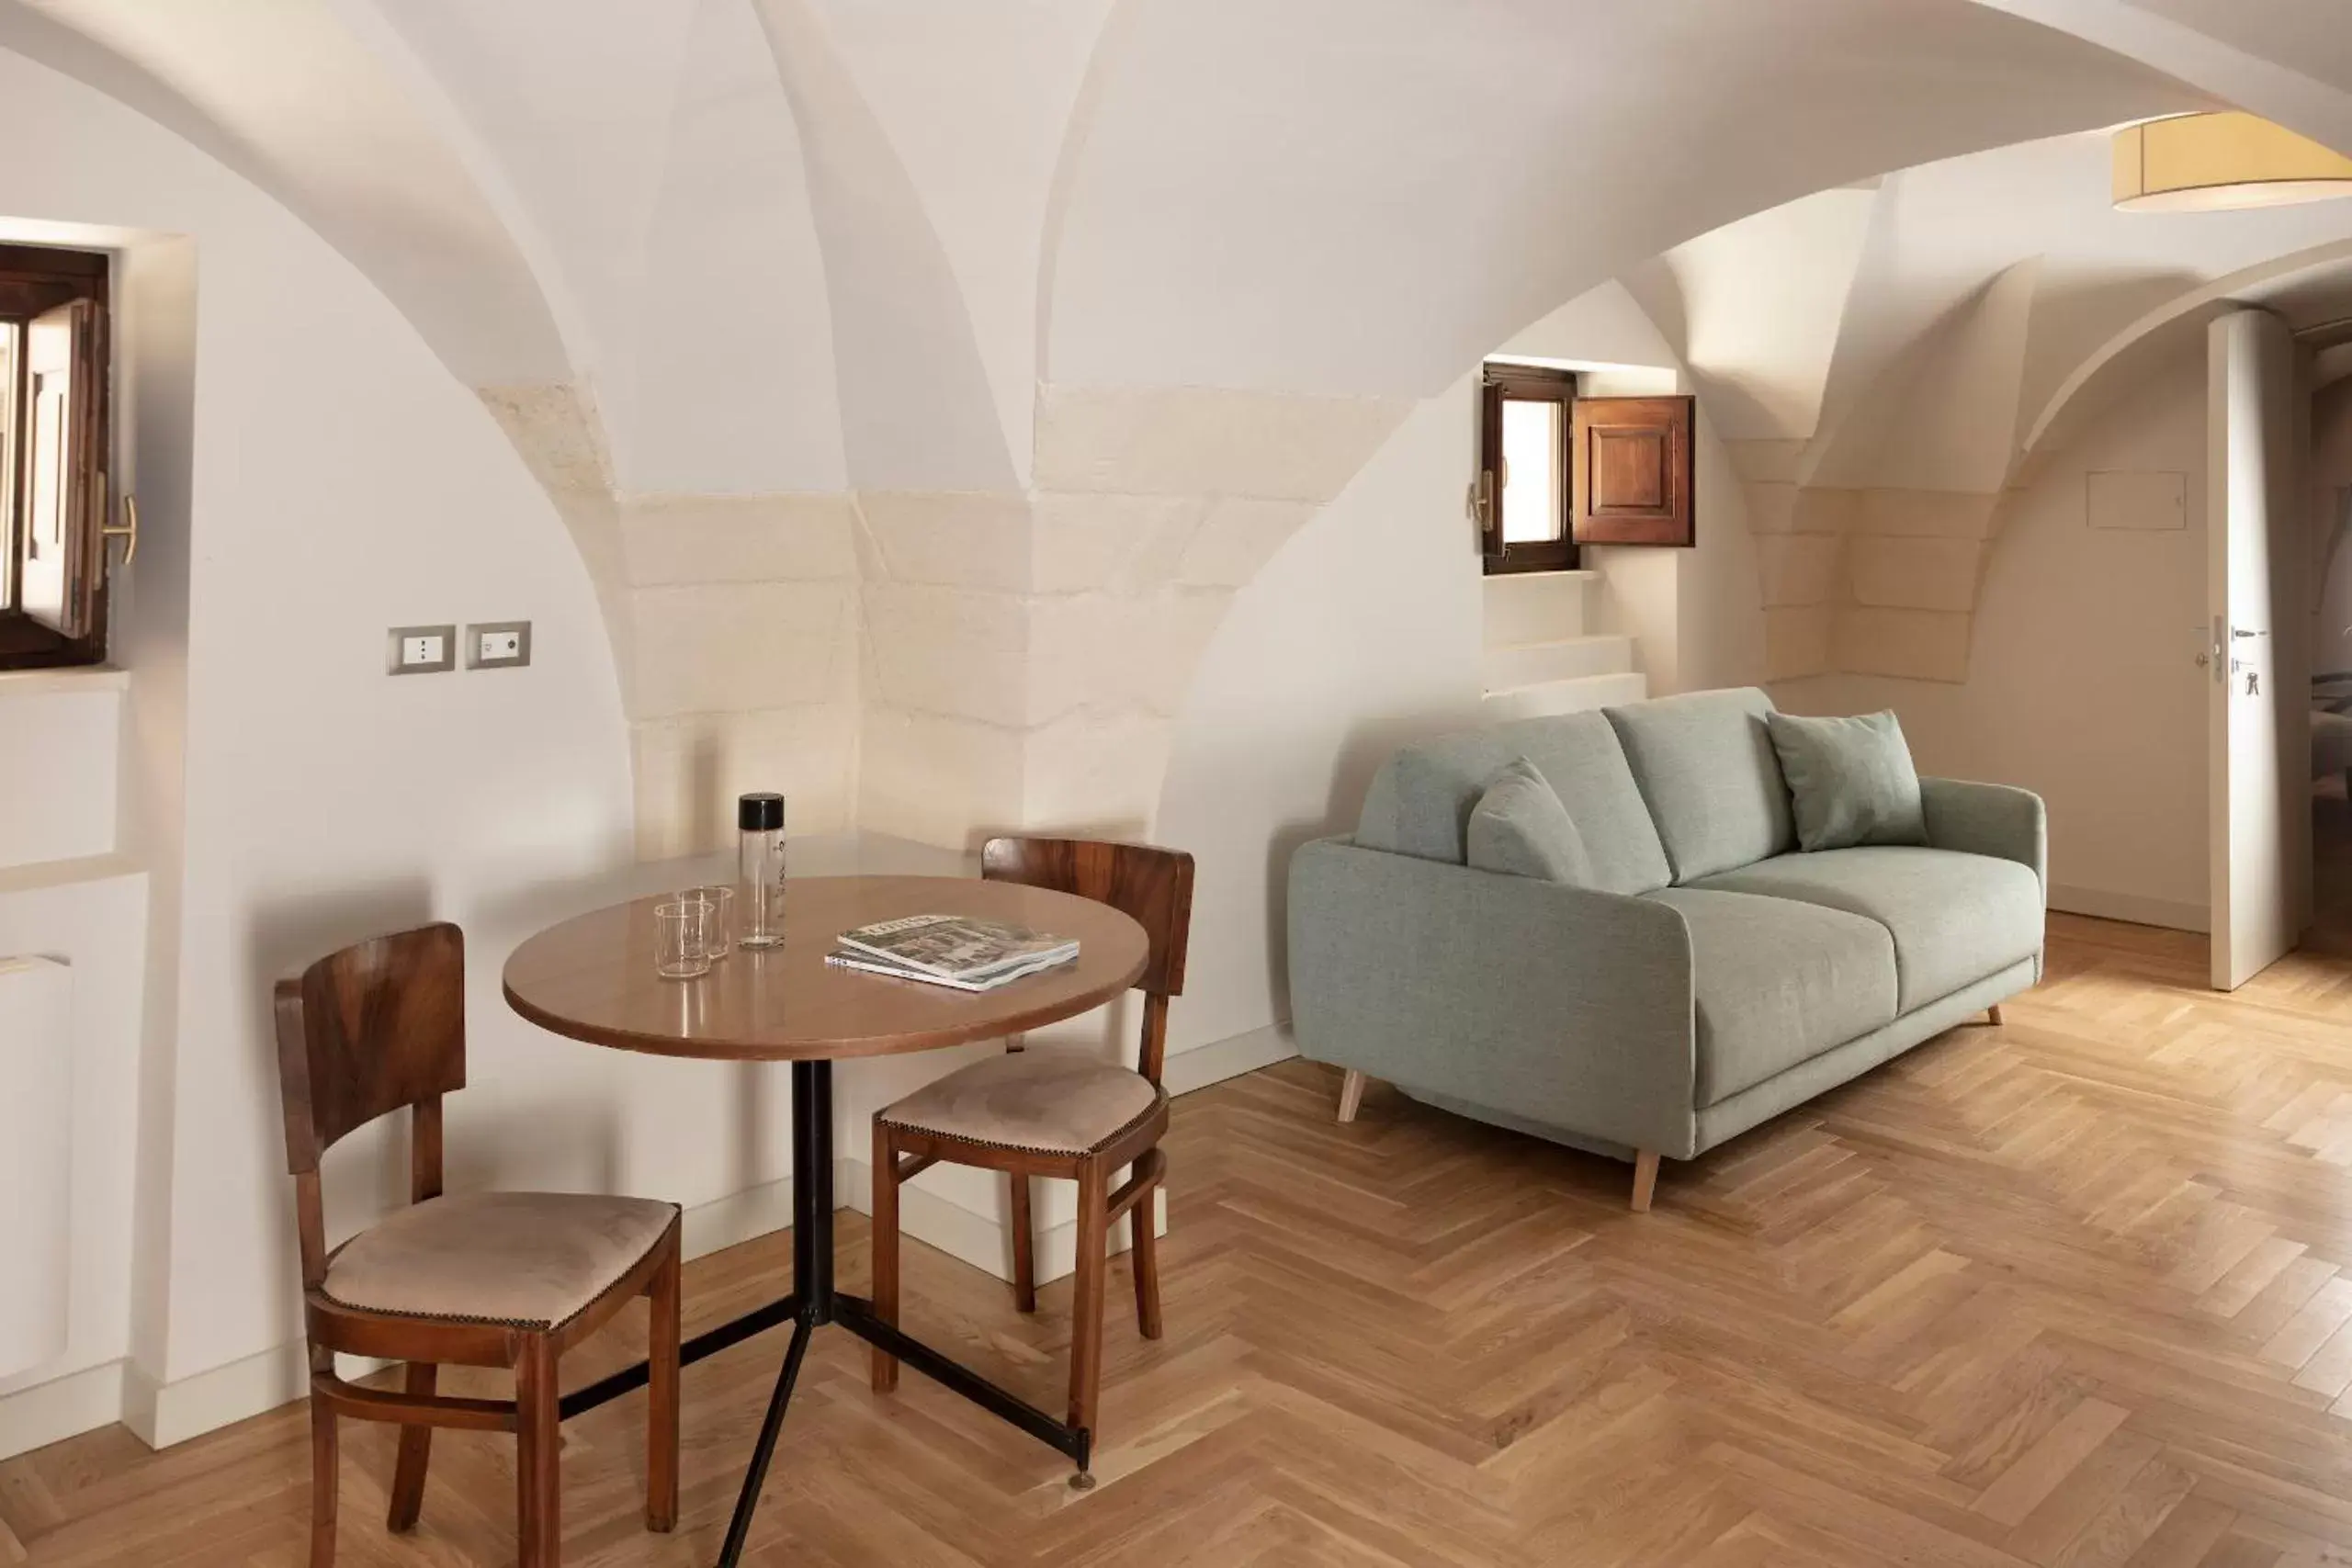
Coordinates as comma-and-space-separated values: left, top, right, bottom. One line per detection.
388, 625, 456, 675
467, 620, 532, 670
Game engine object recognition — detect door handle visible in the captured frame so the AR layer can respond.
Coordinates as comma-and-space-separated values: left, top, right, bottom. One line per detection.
102, 492, 138, 567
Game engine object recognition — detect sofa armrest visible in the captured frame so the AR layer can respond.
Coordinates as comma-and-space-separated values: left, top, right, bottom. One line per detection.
1920, 777, 2046, 897
1286, 837, 1696, 1157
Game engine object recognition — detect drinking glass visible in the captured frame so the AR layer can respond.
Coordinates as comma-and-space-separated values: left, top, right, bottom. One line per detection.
654, 897, 714, 980
690, 885, 736, 959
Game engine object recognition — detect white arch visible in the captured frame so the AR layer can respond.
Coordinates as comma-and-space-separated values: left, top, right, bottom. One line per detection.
2023, 240, 2352, 462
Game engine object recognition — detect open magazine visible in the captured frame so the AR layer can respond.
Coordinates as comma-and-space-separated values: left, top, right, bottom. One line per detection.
829, 912, 1078, 989
823, 949, 1075, 992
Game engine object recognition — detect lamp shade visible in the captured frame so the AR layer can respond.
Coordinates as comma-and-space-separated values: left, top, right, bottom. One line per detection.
2114, 112, 2352, 212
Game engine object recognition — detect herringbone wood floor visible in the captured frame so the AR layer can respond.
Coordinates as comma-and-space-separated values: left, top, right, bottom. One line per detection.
17, 914, 2352, 1565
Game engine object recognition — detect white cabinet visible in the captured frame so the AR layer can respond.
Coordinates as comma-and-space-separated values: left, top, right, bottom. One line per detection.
0, 955, 73, 1378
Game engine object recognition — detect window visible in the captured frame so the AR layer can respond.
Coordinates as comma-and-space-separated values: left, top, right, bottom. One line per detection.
1474, 365, 1700, 569
0, 243, 112, 671
1476, 365, 1577, 574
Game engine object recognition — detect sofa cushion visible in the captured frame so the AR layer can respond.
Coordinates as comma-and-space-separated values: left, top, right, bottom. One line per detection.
1766, 710, 1927, 852
1354, 711, 1670, 895
1467, 758, 1596, 885
1645, 888, 1898, 1107
1604, 688, 1794, 883
1695, 847, 2043, 1012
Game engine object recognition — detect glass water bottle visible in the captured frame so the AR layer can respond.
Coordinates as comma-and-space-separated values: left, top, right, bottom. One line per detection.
737, 793, 787, 948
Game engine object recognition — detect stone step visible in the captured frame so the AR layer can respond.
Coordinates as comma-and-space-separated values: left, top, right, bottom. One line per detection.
1481, 634, 1634, 694
1479, 670, 1649, 723
1480, 570, 1597, 648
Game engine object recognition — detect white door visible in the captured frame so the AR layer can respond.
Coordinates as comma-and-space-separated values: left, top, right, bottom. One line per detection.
2208, 309, 2311, 989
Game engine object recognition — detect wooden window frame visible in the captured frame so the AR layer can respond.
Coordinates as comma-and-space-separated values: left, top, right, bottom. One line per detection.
0, 242, 111, 671
1477, 364, 1578, 575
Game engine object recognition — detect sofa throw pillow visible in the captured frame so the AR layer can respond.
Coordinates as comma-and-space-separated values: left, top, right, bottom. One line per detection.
1765, 710, 1927, 852
1465, 758, 1597, 886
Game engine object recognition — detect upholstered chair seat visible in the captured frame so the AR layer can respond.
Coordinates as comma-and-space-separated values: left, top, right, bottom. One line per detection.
879, 1050, 1162, 1156
323, 1191, 682, 1329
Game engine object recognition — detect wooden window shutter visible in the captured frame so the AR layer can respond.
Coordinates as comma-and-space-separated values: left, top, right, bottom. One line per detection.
1475, 374, 1504, 558
1571, 394, 1694, 547
19, 297, 107, 638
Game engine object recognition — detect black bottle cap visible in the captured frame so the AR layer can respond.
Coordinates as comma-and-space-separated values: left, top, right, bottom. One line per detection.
738, 793, 786, 832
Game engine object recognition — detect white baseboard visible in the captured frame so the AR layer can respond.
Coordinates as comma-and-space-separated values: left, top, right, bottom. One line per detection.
837, 1155, 1159, 1288
679, 1173, 797, 1262
2050, 883, 2209, 934
0, 1359, 124, 1463
122, 1339, 394, 1450
1162, 1020, 1296, 1096
0, 1019, 1294, 1458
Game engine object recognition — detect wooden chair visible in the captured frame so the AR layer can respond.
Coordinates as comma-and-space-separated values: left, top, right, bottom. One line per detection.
272, 922, 683, 1568
869, 838, 1194, 1464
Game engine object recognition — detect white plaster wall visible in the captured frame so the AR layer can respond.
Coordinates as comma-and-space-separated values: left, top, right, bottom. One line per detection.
0, 47, 656, 1404
1780, 343, 2211, 930
1151, 378, 1485, 1056
0, 678, 121, 871
1623, 186, 1878, 443
811, 0, 1116, 480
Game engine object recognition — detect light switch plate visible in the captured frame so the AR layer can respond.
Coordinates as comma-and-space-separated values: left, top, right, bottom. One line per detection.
467, 620, 532, 670
388, 625, 456, 675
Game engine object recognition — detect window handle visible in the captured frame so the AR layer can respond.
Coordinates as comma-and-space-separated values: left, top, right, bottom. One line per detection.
102, 491, 138, 567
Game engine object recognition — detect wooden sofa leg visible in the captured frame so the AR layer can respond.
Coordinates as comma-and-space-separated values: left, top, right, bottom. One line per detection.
1336, 1070, 1368, 1124
1986, 1004, 2005, 1026
1631, 1150, 1660, 1213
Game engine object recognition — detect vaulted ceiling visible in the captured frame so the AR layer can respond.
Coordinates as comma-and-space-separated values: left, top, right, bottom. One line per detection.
8, 0, 2351, 498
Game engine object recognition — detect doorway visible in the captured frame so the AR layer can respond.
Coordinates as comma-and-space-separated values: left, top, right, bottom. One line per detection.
2307, 373, 2352, 954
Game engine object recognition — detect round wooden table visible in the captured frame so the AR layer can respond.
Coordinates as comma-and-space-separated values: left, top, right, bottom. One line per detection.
503, 875, 1148, 1566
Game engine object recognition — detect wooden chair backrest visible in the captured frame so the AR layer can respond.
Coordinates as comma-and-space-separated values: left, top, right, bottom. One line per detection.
271, 921, 465, 1286
981, 838, 1195, 1084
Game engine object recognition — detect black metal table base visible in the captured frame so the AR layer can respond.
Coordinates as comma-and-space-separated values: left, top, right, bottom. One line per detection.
560, 1060, 1094, 1566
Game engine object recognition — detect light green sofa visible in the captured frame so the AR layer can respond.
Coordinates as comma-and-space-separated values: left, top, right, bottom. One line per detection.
1286, 687, 2044, 1209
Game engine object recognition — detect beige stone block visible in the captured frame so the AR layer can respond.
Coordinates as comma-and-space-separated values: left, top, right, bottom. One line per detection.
1848, 536, 1984, 613
1856, 489, 1999, 539
1034, 384, 1409, 501
1027, 589, 1235, 724
631, 581, 852, 718
630, 705, 857, 860
1755, 534, 1843, 607
619, 493, 856, 587
1835, 607, 1973, 682
1793, 488, 1862, 535
855, 491, 1035, 592
858, 705, 1025, 850
478, 381, 612, 495
1140, 590, 1235, 716
1764, 605, 1834, 682
1023, 709, 1175, 836
1725, 438, 1807, 484
860, 583, 1032, 727
1025, 593, 1133, 725
1028, 493, 1204, 594
1180, 498, 1319, 588
1744, 481, 1799, 535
